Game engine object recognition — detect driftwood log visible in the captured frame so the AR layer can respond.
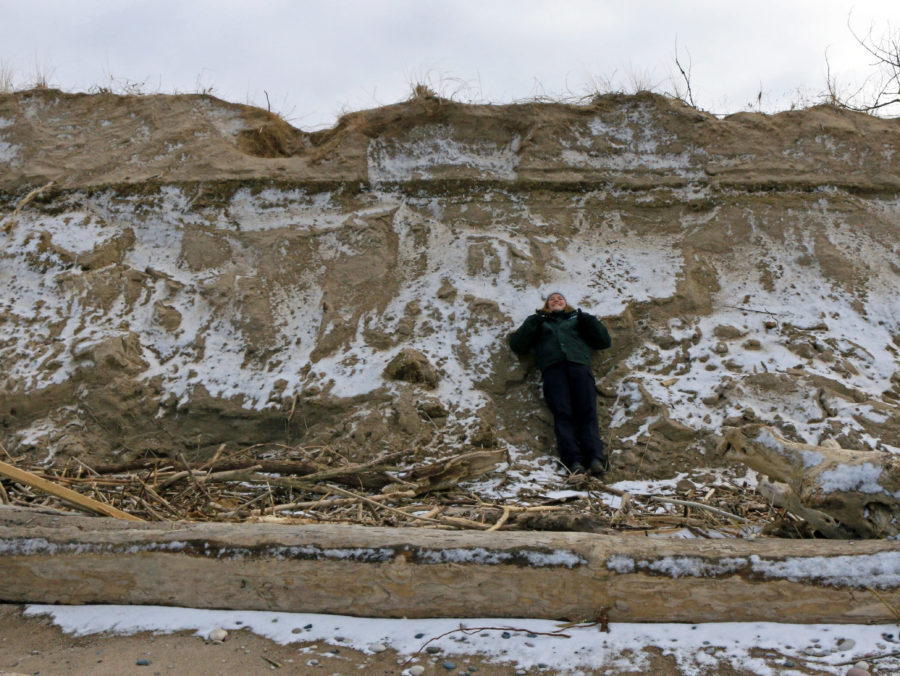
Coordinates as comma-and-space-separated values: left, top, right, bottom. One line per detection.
1, 505, 898, 624
723, 424, 900, 538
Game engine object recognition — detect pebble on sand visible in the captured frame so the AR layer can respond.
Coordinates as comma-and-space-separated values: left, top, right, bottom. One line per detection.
207, 628, 228, 643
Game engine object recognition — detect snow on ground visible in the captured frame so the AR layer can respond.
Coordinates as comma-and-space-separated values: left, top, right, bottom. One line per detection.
24, 604, 900, 675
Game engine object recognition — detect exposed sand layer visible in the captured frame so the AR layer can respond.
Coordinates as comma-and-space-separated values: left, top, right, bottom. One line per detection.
0, 89, 897, 517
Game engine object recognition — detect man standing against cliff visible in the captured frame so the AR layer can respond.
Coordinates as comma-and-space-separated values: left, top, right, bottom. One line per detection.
509, 292, 612, 476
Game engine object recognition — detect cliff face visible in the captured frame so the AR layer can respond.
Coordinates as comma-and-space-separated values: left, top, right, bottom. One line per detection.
1, 88, 898, 486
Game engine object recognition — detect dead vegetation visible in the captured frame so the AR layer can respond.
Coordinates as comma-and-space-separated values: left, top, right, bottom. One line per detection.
0, 441, 789, 538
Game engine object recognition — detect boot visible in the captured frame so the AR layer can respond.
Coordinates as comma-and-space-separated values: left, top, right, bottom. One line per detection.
568, 461, 587, 474
588, 457, 609, 476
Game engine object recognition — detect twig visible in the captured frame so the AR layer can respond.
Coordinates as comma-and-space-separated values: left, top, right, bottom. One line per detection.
650, 496, 750, 523
287, 393, 298, 423
674, 39, 695, 108
260, 655, 281, 668
588, 479, 629, 497
487, 506, 511, 531
0, 441, 17, 461
72, 458, 100, 477
867, 585, 900, 622
200, 443, 227, 471
831, 649, 900, 666
221, 491, 272, 519
400, 624, 571, 668
137, 479, 180, 518
135, 495, 167, 520
320, 484, 491, 529
718, 304, 784, 316
2, 180, 55, 232
260, 490, 416, 515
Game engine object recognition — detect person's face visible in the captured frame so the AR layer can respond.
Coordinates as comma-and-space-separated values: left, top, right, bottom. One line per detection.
547, 293, 566, 311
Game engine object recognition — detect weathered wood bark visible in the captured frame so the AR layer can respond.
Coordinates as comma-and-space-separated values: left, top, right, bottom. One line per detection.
723, 424, 900, 538
2, 506, 898, 623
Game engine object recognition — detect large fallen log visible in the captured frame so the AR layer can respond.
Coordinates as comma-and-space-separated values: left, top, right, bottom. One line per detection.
723, 424, 900, 538
1, 505, 897, 624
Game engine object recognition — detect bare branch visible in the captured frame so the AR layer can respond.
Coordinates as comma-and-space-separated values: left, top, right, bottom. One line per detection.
673, 38, 696, 108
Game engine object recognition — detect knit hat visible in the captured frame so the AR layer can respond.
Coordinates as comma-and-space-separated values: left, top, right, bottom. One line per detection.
541, 291, 573, 313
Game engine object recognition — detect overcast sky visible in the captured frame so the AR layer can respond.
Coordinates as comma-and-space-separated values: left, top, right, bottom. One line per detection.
1, 1, 897, 129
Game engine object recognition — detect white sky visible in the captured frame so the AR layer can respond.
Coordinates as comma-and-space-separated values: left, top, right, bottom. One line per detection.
1, 1, 897, 129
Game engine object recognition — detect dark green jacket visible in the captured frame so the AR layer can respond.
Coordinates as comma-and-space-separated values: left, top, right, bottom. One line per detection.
509, 309, 611, 372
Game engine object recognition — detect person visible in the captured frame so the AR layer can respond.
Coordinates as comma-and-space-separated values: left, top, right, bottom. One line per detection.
509, 292, 612, 475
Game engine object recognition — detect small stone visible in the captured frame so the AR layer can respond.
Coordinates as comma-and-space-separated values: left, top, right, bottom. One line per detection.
208, 628, 228, 643
370, 643, 387, 653
415, 633, 425, 639
714, 325, 745, 340
442, 661, 456, 671
846, 668, 870, 676
136, 659, 151, 666
527, 633, 537, 638
437, 279, 457, 300
291, 627, 302, 634
836, 638, 855, 651
784, 660, 794, 668
426, 646, 441, 654
468, 667, 478, 673
501, 631, 511, 639
304, 623, 313, 629
307, 659, 319, 666
854, 662, 870, 670
409, 666, 426, 676
383, 348, 439, 388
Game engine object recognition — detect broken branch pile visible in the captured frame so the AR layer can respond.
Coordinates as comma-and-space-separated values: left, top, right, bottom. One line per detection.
0, 443, 786, 536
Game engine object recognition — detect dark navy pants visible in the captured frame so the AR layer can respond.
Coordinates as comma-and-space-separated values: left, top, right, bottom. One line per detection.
541, 361, 606, 469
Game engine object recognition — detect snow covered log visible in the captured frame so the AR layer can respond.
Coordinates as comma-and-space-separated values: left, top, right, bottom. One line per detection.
1, 506, 898, 624
723, 424, 900, 538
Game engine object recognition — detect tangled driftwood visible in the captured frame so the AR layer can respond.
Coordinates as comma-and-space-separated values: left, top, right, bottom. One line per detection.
723, 424, 900, 538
